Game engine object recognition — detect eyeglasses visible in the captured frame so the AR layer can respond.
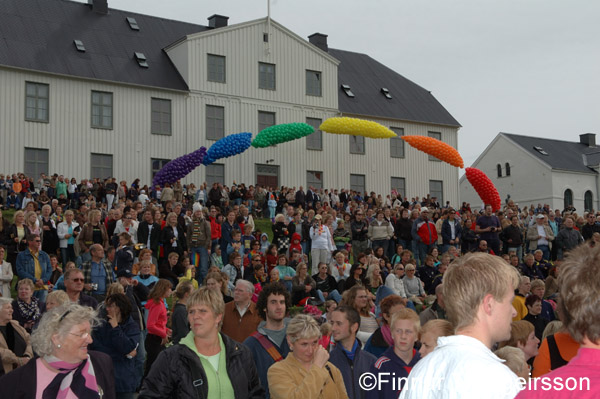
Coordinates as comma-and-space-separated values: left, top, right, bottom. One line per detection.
69, 332, 90, 340
397, 268, 404, 271
71, 278, 84, 282
406, 269, 415, 272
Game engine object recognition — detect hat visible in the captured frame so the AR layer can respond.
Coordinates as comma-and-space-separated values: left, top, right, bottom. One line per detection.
314, 214, 323, 220
193, 202, 203, 213
421, 207, 429, 213
117, 269, 134, 278
536, 214, 545, 219
140, 190, 145, 194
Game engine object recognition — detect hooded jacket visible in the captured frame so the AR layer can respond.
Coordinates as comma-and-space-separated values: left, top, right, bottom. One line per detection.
145, 299, 168, 338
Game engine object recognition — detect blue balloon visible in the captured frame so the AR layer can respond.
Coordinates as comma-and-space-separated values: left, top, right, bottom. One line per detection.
203, 132, 252, 166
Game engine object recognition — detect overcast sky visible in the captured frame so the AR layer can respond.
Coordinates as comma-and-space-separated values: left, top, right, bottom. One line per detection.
88, 0, 599, 168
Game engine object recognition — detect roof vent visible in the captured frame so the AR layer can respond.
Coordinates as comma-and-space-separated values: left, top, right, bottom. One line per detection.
134, 52, 148, 68
88, 0, 108, 15
341, 84, 355, 98
308, 33, 328, 52
533, 146, 549, 156
580, 133, 596, 148
74, 40, 86, 52
126, 17, 140, 31
208, 14, 229, 29
381, 88, 392, 99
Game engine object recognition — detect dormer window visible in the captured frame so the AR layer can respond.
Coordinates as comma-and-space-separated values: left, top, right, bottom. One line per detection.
134, 52, 148, 68
533, 146, 549, 156
127, 17, 140, 31
381, 88, 392, 99
341, 84, 354, 98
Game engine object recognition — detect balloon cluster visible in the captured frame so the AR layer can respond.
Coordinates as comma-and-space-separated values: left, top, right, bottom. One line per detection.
319, 117, 397, 139
152, 147, 207, 187
401, 135, 464, 168
465, 167, 501, 211
203, 132, 252, 166
251, 123, 314, 148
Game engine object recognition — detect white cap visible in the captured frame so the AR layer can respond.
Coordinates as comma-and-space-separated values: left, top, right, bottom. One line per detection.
421, 207, 429, 213
193, 202, 203, 213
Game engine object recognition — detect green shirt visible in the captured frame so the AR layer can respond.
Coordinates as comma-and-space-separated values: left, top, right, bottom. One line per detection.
180, 331, 235, 399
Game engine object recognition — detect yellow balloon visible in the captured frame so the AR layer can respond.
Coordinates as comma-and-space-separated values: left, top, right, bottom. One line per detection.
319, 117, 397, 139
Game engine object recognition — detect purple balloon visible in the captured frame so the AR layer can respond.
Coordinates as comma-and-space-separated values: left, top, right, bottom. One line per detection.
152, 147, 207, 186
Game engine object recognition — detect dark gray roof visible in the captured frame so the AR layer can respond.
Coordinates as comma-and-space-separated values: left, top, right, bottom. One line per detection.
502, 133, 600, 174
0, 0, 208, 91
328, 48, 461, 127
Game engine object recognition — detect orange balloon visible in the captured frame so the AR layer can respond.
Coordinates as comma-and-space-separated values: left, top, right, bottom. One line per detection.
401, 135, 464, 168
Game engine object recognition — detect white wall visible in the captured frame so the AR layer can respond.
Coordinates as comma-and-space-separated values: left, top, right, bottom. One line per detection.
551, 171, 598, 212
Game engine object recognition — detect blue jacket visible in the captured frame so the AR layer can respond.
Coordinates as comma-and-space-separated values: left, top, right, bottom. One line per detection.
366, 346, 420, 399
15, 248, 52, 282
329, 339, 377, 399
441, 218, 462, 245
91, 315, 140, 393
243, 320, 290, 399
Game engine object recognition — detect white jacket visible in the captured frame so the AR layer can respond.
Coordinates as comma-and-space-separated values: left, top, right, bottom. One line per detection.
0, 261, 13, 298
385, 273, 407, 298
57, 221, 80, 249
309, 225, 334, 251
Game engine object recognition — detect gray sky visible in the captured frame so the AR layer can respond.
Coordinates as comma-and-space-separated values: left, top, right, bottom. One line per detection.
90, 0, 599, 168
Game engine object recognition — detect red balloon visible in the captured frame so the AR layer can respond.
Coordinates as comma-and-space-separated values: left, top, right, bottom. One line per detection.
465, 167, 501, 211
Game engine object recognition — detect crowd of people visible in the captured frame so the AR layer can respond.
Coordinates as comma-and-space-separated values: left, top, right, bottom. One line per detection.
0, 171, 598, 398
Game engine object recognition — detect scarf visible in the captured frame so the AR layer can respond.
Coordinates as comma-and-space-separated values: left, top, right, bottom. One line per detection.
42, 354, 100, 399
380, 323, 394, 347
17, 297, 41, 324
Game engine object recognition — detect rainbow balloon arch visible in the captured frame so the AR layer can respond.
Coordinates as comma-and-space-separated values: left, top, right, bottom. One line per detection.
153, 116, 497, 206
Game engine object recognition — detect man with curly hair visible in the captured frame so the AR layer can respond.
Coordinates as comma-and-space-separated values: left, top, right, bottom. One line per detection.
244, 282, 291, 399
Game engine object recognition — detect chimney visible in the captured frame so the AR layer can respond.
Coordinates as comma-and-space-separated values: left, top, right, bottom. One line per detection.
208, 14, 229, 29
88, 0, 108, 14
308, 33, 328, 52
580, 133, 596, 147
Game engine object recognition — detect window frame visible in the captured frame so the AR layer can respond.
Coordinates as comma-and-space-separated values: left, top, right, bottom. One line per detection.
307, 170, 324, 189
151, 98, 172, 136
206, 105, 225, 141
350, 174, 366, 194
25, 81, 49, 123
205, 163, 225, 186
151, 158, 171, 180
258, 111, 276, 133
429, 180, 444, 205
90, 153, 113, 180
390, 127, 405, 158
207, 54, 226, 83
305, 117, 323, 151
305, 70, 322, 97
258, 62, 276, 90
349, 135, 365, 155
24, 148, 49, 179
91, 90, 113, 130
427, 131, 442, 161
391, 177, 406, 198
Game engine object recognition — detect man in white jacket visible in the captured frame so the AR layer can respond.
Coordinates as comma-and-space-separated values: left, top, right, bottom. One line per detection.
309, 214, 334, 275
399, 253, 522, 399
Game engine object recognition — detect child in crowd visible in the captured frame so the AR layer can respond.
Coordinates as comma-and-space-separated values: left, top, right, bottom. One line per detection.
333, 220, 351, 251
259, 232, 270, 254
222, 252, 243, 292
241, 224, 254, 254
49, 254, 62, 286
210, 245, 224, 269
266, 244, 278, 271
274, 254, 296, 292
226, 230, 244, 259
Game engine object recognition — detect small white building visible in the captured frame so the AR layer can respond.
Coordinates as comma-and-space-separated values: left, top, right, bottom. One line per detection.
459, 132, 600, 212
0, 0, 461, 203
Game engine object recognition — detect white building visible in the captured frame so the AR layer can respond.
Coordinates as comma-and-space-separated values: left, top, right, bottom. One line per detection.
459, 132, 600, 212
0, 0, 461, 203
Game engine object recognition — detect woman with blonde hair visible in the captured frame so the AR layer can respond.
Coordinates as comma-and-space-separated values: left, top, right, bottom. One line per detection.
44, 290, 69, 311
0, 245, 13, 298
78, 209, 109, 254
268, 314, 347, 399
57, 209, 80, 265
161, 212, 186, 258
12, 279, 43, 333
7, 210, 30, 272
0, 296, 33, 373
204, 271, 233, 303
341, 285, 378, 344
419, 319, 454, 357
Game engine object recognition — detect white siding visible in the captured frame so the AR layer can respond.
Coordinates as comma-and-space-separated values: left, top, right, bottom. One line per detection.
551, 171, 598, 212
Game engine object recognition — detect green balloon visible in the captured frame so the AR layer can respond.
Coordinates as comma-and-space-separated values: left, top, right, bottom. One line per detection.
251, 123, 315, 148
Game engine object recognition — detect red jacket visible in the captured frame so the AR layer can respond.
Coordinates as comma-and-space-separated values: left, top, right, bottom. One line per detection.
210, 217, 222, 240
145, 299, 169, 338
414, 220, 438, 245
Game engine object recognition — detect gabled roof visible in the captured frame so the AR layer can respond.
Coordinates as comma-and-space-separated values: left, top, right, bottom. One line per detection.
502, 132, 600, 174
0, 0, 207, 91
328, 48, 461, 128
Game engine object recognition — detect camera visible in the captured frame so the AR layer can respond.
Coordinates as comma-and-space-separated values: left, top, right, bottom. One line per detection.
91, 283, 98, 291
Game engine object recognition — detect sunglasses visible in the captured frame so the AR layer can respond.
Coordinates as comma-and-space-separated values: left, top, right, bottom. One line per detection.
71, 278, 84, 282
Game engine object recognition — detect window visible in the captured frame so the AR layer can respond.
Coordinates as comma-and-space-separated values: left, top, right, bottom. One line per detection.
381, 88, 392, 99
151, 98, 171, 135
25, 82, 49, 122
151, 158, 171, 179
428, 132, 442, 161
350, 135, 365, 154
263, 33, 269, 42
391, 177, 405, 198
497, 164, 502, 178
585, 190, 593, 211
350, 174, 365, 194
134, 52, 148, 68
74, 40, 85, 52
126, 17, 139, 30
564, 189, 573, 209
429, 180, 443, 204
306, 70, 322, 96
341, 84, 354, 98
258, 111, 275, 133
206, 105, 225, 140
259, 62, 276, 90
307, 171, 323, 189
90, 153, 113, 179
24, 148, 48, 179
505, 162, 511, 176
206, 163, 224, 186
390, 127, 404, 158
91, 91, 113, 129
207, 54, 226, 83
305, 117, 323, 150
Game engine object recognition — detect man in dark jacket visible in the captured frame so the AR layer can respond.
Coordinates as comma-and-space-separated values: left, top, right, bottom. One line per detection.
329, 306, 376, 399
244, 283, 291, 399
555, 217, 584, 259
294, 186, 306, 210
137, 209, 161, 256
351, 211, 369, 260
441, 211, 462, 254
